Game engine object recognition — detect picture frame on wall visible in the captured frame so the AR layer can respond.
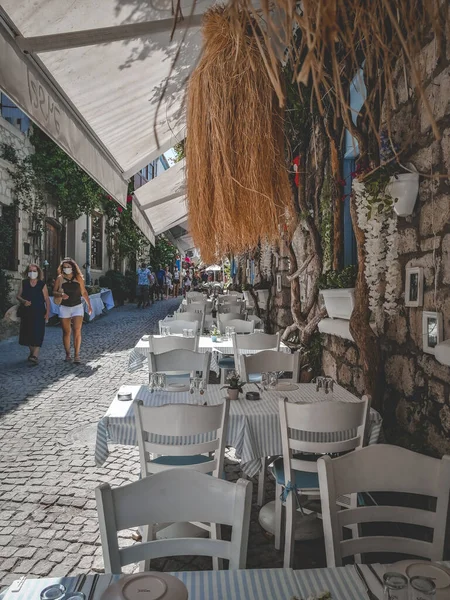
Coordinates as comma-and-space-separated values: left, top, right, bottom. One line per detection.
422, 311, 443, 355
276, 274, 282, 293
405, 267, 423, 307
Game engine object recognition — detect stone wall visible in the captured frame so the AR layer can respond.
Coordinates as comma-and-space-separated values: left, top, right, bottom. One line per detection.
322, 33, 450, 456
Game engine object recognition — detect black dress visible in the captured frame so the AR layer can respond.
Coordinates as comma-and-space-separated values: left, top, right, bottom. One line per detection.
19, 279, 46, 347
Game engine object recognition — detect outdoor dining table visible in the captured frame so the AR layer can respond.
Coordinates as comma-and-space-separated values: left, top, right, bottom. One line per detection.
94, 383, 383, 476
128, 334, 291, 374
9, 562, 450, 600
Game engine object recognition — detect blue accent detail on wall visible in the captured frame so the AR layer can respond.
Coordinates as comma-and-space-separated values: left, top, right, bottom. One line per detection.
343, 158, 357, 267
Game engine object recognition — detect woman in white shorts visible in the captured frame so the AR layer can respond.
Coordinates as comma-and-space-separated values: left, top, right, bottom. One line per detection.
53, 258, 92, 363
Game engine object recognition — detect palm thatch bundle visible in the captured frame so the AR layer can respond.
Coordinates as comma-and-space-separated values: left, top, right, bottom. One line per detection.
228, 0, 445, 140
186, 6, 293, 263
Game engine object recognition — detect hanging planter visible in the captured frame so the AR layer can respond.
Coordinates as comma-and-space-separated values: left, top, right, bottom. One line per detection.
320, 288, 355, 320
387, 173, 419, 217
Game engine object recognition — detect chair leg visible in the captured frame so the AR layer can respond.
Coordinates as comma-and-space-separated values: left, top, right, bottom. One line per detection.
283, 493, 295, 568
257, 457, 267, 507
220, 368, 227, 385
274, 483, 283, 551
141, 524, 154, 572
211, 523, 223, 570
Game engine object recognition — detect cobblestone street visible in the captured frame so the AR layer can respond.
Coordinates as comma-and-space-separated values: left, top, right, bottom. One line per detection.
0, 299, 324, 589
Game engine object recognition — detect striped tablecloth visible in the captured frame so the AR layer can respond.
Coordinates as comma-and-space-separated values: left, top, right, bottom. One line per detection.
128, 335, 290, 374
0, 569, 306, 600
94, 383, 383, 475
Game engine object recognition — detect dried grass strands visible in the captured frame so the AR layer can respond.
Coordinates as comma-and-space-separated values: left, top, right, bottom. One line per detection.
228, 0, 445, 140
186, 6, 293, 263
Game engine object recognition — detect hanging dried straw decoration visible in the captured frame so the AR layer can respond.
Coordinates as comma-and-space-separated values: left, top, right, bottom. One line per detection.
186, 6, 293, 264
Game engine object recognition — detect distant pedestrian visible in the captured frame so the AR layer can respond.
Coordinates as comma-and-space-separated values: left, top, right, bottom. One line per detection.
17, 264, 50, 366
173, 267, 180, 297
156, 264, 165, 300
148, 269, 155, 305
136, 262, 151, 309
183, 274, 192, 295
53, 258, 92, 364
165, 266, 173, 299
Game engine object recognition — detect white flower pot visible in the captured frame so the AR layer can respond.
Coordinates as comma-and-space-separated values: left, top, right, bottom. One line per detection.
386, 173, 419, 217
320, 288, 355, 320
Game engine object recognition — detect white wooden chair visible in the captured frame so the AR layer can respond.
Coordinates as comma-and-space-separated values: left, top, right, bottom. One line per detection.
218, 303, 244, 314
185, 302, 212, 315
96, 469, 252, 573
228, 291, 244, 299
218, 319, 254, 335
159, 318, 202, 335
247, 314, 262, 328
243, 291, 255, 308
133, 399, 230, 569
232, 332, 280, 372
318, 444, 450, 567
218, 313, 245, 327
277, 397, 369, 567
239, 348, 298, 384
186, 291, 205, 303
257, 289, 269, 311
149, 335, 198, 354
173, 312, 204, 333
149, 349, 211, 386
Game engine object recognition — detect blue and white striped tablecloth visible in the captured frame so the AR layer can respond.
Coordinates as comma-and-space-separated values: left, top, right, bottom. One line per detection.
94, 383, 383, 476
128, 335, 291, 374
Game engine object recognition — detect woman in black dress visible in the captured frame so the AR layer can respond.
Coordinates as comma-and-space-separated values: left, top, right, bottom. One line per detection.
17, 264, 50, 365
53, 257, 92, 364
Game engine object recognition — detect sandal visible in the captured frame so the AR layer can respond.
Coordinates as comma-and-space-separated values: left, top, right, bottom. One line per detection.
64, 355, 72, 362
73, 356, 81, 364
29, 356, 38, 366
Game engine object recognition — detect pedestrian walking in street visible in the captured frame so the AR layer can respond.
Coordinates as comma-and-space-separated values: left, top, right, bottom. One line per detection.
164, 265, 173, 299
16, 264, 50, 365
53, 258, 92, 364
148, 269, 155, 306
136, 262, 151, 308
173, 266, 180, 297
156, 264, 165, 300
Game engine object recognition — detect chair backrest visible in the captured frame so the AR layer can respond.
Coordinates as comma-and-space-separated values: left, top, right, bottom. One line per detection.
318, 444, 450, 566
247, 314, 262, 326
96, 469, 252, 573
173, 312, 204, 333
218, 319, 254, 335
218, 303, 244, 314
133, 399, 230, 478
233, 332, 280, 372
228, 291, 244, 299
280, 396, 368, 482
186, 291, 204, 302
149, 349, 211, 380
186, 302, 212, 315
239, 349, 300, 382
243, 291, 255, 306
149, 335, 198, 354
218, 312, 245, 324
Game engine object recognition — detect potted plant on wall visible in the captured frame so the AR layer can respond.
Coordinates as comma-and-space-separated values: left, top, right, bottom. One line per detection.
221, 371, 245, 400
318, 266, 357, 320
380, 130, 419, 217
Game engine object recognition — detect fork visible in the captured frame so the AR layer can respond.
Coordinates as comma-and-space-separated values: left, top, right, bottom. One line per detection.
354, 564, 380, 600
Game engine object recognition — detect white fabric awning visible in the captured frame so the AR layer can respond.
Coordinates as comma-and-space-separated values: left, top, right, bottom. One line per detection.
0, 1, 207, 235
134, 158, 187, 236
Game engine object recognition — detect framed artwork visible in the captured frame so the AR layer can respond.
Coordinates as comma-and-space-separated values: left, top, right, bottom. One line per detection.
422, 311, 443, 355
276, 274, 282, 293
405, 267, 423, 307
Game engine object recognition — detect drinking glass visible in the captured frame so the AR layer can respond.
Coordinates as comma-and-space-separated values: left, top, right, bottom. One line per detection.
183, 328, 188, 337
261, 372, 269, 390
40, 585, 66, 600
165, 326, 171, 336
409, 577, 436, 600
228, 326, 236, 336
157, 373, 166, 390
161, 325, 167, 336
188, 329, 194, 337
268, 371, 278, 389
382, 572, 408, 600
255, 328, 264, 334
225, 326, 230, 340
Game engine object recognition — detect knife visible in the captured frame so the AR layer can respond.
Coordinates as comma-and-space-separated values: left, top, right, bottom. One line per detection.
354, 564, 380, 600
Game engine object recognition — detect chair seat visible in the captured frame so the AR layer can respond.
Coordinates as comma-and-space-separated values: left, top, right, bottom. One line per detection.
272, 456, 320, 489
151, 454, 212, 467
248, 373, 262, 383
218, 356, 235, 369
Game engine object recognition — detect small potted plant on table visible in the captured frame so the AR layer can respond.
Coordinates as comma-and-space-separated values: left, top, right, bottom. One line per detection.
210, 325, 220, 342
222, 371, 245, 400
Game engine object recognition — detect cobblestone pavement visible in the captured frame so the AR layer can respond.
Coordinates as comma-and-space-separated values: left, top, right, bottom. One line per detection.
0, 299, 325, 589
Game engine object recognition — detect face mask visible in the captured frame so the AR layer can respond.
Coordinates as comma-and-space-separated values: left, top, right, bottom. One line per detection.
28, 271, 38, 279
63, 267, 73, 275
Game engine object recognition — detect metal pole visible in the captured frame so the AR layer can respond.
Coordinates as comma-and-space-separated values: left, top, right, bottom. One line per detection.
85, 212, 91, 285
